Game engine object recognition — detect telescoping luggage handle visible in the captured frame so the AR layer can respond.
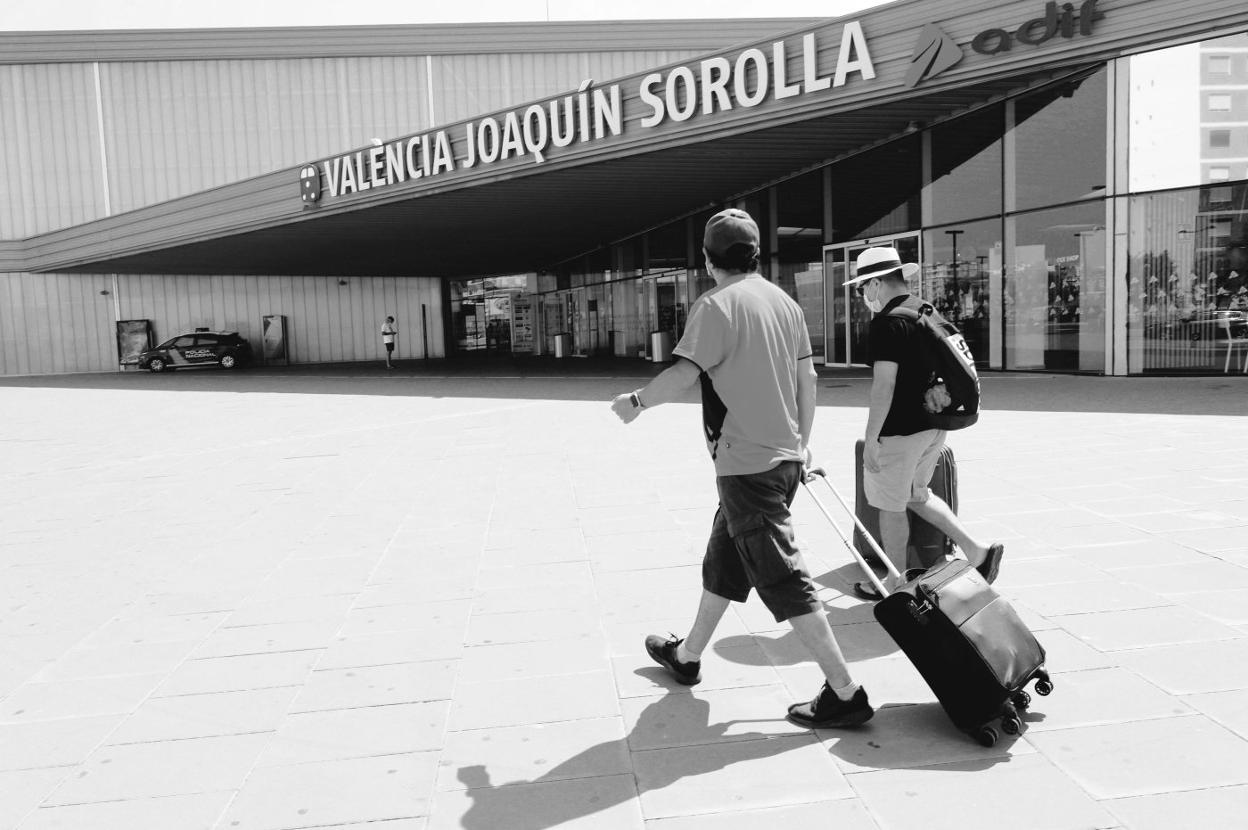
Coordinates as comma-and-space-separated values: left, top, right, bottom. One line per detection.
801, 467, 903, 600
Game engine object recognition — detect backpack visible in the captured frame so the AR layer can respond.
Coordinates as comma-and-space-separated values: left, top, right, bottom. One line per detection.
887, 299, 980, 430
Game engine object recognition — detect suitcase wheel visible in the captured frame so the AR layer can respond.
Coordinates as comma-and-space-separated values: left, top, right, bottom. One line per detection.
1010, 690, 1032, 711
1034, 669, 1054, 696
1000, 712, 1023, 736
975, 725, 999, 747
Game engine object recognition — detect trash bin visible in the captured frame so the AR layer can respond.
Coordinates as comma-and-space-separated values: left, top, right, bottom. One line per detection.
553, 332, 572, 358
650, 330, 672, 363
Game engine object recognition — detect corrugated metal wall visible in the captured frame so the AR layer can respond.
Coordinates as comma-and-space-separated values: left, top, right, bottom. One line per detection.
430, 50, 700, 123
0, 64, 106, 239
0, 272, 116, 375
0, 272, 443, 375
100, 58, 434, 216
0, 41, 694, 374
116, 274, 445, 365
2, 48, 706, 239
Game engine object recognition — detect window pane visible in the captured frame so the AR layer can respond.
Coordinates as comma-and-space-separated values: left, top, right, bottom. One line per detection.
1131, 34, 1248, 192
1005, 202, 1107, 371
647, 220, 687, 271
1126, 182, 1248, 373
830, 134, 920, 243
1013, 70, 1107, 211
928, 105, 1003, 225
922, 220, 1002, 367
1208, 94, 1232, 112
776, 171, 826, 359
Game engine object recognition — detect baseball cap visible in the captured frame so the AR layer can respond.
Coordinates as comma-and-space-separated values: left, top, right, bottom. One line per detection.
703, 209, 760, 260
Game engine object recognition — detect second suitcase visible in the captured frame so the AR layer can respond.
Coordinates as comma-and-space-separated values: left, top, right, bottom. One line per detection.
853, 438, 957, 571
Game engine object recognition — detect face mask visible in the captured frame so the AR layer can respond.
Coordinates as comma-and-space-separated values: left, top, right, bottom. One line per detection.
863, 280, 883, 313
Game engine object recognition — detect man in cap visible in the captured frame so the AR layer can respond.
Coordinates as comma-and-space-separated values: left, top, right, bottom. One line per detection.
609, 208, 873, 729
846, 246, 1004, 600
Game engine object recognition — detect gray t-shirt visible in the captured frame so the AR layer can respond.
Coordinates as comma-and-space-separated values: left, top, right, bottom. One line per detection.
673, 273, 812, 476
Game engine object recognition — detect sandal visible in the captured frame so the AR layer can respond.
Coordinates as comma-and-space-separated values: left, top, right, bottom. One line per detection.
977, 543, 1005, 585
852, 581, 884, 602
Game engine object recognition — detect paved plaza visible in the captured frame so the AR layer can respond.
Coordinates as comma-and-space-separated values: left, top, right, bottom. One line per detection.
1, 361, 1247, 830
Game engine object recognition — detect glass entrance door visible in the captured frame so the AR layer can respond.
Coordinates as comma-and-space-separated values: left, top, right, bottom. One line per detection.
822, 232, 920, 366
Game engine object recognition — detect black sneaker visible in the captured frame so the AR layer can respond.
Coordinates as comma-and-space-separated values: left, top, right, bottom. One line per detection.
786, 684, 874, 728
645, 634, 701, 686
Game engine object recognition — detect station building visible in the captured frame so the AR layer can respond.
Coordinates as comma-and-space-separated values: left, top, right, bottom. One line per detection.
2, 0, 1247, 376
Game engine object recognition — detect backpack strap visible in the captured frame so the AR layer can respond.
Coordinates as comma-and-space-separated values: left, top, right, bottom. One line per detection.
885, 299, 934, 321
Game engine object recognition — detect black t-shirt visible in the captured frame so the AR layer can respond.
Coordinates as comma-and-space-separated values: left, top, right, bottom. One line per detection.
866, 294, 931, 437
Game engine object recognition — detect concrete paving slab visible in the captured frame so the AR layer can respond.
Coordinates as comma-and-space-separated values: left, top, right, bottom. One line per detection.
15, 791, 233, 830
2, 366, 1247, 828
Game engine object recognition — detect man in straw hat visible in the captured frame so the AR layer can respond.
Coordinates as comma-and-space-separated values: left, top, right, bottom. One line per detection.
845, 246, 1004, 601
609, 208, 873, 729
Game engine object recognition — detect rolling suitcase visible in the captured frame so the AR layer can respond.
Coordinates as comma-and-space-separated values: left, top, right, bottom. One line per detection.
854, 438, 957, 571
804, 468, 1051, 746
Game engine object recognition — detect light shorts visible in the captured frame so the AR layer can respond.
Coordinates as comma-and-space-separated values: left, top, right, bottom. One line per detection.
863, 429, 947, 512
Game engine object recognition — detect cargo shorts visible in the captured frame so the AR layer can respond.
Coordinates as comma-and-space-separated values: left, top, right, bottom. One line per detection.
864, 428, 947, 512
702, 460, 822, 623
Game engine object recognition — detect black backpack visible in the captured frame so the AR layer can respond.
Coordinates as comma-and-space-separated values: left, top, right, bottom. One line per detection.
887, 299, 980, 430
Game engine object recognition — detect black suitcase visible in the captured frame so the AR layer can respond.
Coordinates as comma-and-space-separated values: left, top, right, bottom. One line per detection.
804, 469, 1051, 746
854, 439, 957, 571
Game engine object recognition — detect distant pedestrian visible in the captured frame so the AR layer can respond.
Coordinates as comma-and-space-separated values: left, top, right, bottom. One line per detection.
381, 316, 397, 368
610, 208, 872, 729
846, 246, 1004, 601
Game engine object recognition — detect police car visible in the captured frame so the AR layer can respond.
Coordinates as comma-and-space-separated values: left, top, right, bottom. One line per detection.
137, 331, 253, 372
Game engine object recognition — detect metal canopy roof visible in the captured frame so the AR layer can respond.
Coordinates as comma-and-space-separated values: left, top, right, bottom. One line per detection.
25, 0, 1247, 281
53, 72, 1060, 279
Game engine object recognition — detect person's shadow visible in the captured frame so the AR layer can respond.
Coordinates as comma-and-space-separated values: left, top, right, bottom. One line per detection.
453, 691, 807, 830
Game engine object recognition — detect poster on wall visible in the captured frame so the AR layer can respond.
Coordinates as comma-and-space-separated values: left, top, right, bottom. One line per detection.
262, 315, 288, 364
116, 320, 153, 367
511, 294, 534, 354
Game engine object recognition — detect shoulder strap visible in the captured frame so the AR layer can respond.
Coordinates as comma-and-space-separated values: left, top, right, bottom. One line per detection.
885, 298, 934, 320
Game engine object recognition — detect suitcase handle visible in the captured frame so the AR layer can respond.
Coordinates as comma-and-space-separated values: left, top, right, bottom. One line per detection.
802, 466, 903, 598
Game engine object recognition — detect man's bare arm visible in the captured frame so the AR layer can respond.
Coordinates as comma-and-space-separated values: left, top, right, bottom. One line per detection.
610, 357, 702, 423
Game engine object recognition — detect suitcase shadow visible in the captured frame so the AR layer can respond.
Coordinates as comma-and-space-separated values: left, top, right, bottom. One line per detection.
822, 702, 1033, 772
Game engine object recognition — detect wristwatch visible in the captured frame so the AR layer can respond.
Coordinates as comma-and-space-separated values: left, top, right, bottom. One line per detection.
629, 391, 645, 409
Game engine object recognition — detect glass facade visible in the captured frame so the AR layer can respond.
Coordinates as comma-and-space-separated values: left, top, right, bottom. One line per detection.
1006, 203, 1106, 372
923, 220, 1002, 367
1012, 72, 1108, 212
1125, 32, 1248, 372
1126, 182, 1248, 373
459, 31, 1248, 375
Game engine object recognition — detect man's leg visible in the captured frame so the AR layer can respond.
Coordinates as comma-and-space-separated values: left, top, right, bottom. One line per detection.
646, 507, 745, 685
904, 434, 1005, 583
877, 509, 911, 593
678, 589, 731, 663
788, 609, 853, 689
907, 495, 990, 566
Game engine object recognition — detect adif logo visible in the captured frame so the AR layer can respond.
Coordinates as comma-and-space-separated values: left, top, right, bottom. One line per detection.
905, 1, 1107, 88
299, 165, 321, 205
904, 23, 963, 88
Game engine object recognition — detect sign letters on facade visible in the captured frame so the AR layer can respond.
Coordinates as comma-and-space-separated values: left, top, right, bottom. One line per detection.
300, 22, 876, 203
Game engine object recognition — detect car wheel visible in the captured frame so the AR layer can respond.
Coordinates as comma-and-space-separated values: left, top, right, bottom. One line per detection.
149, 357, 167, 373
220, 354, 237, 370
